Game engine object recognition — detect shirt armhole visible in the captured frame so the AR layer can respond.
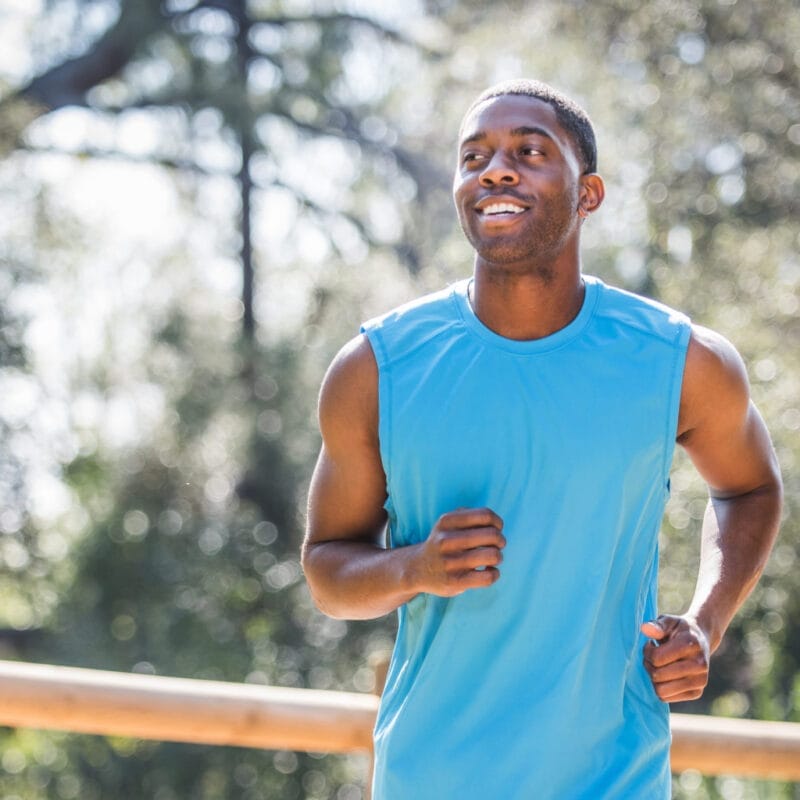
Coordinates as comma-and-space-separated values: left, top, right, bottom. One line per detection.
662, 318, 692, 490
360, 323, 393, 513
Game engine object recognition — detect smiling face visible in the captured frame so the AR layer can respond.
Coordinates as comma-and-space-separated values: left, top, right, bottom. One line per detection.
453, 94, 596, 276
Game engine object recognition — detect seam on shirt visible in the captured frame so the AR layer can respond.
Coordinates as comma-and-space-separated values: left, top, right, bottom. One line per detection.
595, 285, 688, 345
596, 313, 688, 347
661, 320, 692, 484
594, 283, 690, 342
360, 326, 393, 496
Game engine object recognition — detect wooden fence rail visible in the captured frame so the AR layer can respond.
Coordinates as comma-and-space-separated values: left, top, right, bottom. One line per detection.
0, 660, 798, 782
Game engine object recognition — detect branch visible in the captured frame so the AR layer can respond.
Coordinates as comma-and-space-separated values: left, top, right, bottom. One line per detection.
253, 11, 444, 56
17, 140, 423, 272
171, 3, 444, 55
18, 142, 222, 175
15, 142, 370, 244
14, 0, 166, 112
265, 104, 450, 193
271, 179, 421, 272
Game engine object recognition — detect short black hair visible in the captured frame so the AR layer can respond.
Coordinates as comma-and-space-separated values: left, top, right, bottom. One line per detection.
461, 79, 597, 174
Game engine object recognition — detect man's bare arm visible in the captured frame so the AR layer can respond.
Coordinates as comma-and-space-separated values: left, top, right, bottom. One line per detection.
642, 325, 782, 702
302, 334, 505, 620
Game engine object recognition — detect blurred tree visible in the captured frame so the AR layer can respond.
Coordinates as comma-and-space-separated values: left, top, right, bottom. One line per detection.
6, 0, 447, 342
0, 0, 436, 797
0, 183, 38, 653
1, 0, 798, 798
0, 110, 79, 658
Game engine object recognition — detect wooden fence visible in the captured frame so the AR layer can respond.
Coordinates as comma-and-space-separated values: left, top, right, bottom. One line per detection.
0, 660, 798, 782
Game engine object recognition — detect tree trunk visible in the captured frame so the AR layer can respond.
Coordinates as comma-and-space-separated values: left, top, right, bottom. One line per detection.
233, 0, 256, 344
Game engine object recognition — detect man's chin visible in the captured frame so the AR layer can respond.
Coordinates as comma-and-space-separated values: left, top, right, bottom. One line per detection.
473, 241, 538, 267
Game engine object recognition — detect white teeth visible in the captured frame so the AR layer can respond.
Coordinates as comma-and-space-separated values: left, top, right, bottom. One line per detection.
481, 203, 525, 215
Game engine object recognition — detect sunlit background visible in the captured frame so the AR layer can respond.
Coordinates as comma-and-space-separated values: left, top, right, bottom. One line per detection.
0, 0, 798, 797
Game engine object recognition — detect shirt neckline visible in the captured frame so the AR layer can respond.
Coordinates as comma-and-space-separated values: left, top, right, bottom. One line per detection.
452, 274, 600, 354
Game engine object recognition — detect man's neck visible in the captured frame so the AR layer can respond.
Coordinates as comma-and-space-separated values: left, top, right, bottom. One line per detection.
469, 262, 585, 341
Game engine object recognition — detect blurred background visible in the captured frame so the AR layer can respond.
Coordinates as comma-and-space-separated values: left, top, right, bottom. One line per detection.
0, 0, 797, 797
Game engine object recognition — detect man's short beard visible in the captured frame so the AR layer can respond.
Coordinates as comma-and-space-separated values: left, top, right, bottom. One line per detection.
471, 241, 558, 283
463, 216, 573, 282
459, 188, 579, 279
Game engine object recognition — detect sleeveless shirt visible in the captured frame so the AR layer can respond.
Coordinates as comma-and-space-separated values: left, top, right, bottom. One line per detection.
360, 275, 691, 799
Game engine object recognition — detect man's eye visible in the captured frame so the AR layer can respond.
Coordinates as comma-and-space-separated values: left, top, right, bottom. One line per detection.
521, 147, 543, 157
463, 153, 485, 164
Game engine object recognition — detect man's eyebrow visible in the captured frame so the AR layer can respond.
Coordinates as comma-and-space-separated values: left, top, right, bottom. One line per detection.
460, 130, 486, 147
459, 125, 555, 148
510, 125, 554, 141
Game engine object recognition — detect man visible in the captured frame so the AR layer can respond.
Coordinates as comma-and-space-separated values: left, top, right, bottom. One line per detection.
301, 79, 782, 799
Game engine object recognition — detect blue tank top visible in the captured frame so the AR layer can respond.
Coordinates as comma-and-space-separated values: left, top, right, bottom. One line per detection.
361, 275, 691, 799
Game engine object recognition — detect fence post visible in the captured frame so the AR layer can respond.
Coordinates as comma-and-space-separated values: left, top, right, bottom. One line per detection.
365, 652, 391, 800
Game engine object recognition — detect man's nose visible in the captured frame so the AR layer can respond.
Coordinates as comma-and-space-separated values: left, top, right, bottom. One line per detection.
479, 152, 519, 187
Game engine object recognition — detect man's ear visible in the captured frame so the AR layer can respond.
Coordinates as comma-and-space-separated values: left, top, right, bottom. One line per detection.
577, 173, 605, 218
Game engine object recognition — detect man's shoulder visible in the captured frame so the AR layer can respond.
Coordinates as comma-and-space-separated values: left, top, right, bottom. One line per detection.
360, 280, 467, 366
362, 281, 464, 330
590, 276, 692, 346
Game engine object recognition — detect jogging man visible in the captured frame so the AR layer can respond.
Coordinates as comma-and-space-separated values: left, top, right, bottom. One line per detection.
302, 79, 782, 799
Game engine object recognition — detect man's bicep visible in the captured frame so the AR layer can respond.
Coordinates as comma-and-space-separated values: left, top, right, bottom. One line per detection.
306, 335, 388, 547
307, 444, 388, 546
678, 328, 779, 496
682, 402, 778, 498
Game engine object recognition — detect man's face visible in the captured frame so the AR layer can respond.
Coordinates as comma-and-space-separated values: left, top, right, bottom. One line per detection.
453, 94, 586, 270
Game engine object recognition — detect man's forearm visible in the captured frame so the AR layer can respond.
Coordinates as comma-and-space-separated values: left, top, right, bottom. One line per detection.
687, 481, 783, 652
302, 539, 422, 620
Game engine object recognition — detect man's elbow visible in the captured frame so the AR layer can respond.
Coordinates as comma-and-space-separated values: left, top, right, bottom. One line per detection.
307, 586, 348, 620
759, 455, 784, 522
301, 540, 346, 619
